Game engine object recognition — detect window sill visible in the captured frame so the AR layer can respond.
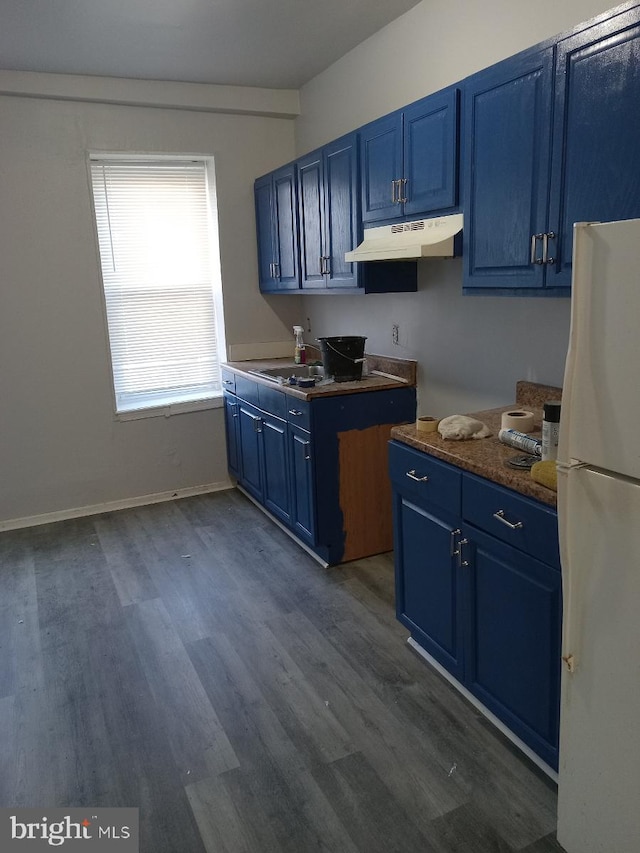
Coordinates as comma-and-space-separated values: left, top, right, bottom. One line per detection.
115, 394, 223, 421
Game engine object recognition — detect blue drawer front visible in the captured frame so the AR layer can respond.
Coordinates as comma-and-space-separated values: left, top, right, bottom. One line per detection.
257, 384, 287, 420
221, 368, 236, 394
462, 473, 560, 569
389, 441, 461, 517
235, 375, 259, 406
286, 399, 311, 431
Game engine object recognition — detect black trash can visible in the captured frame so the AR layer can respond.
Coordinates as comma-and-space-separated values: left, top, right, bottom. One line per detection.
317, 336, 367, 382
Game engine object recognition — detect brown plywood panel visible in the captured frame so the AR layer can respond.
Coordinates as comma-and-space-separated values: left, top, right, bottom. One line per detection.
338, 425, 394, 563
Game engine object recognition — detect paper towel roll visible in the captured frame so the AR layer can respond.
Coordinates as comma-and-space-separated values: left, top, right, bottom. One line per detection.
501, 410, 535, 432
416, 416, 440, 433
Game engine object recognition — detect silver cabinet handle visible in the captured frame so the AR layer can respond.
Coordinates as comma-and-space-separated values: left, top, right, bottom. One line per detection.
231, 403, 238, 418
273, 261, 280, 278
288, 409, 304, 417
406, 469, 429, 482
397, 177, 408, 204
391, 180, 398, 203
222, 378, 234, 386
530, 233, 544, 264
543, 231, 556, 264
253, 416, 263, 433
319, 256, 325, 275
458, 537, 469, 568
324, 256, 331, 275
450, 528, 461, 557
493, 509, 524, 530
303, 441, 311, 461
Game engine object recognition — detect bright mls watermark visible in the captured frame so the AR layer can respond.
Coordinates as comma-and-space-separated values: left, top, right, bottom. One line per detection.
1, 809, 139, 851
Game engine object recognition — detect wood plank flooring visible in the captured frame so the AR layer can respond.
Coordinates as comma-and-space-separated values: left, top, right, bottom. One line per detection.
0, 489, 565, 852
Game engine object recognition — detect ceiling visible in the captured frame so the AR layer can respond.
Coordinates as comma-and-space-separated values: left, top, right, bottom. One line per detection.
0, 0, 422, 89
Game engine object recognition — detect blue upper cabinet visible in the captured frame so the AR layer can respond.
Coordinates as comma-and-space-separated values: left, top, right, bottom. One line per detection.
298, 133, 360, 290
255, 163, 300, 293
298, 133, 417, 293
463, 2, 640, 293
462, 47, 555, 291
360, 112, 403, 223
403, 92, 459, 217
550, 4, 640, 287
360, 88, 459, 224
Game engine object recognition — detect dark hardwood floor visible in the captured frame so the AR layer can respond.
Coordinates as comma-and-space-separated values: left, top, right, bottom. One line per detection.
0, 489, 565, 852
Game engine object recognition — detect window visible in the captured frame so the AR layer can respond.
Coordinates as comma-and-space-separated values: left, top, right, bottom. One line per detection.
89, 157, 225, 417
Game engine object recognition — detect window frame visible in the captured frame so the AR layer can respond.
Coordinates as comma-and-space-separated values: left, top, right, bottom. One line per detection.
87, 151, 227, 421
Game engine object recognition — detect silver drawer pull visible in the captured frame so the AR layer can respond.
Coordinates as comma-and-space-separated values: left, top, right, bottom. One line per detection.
493, 509, 524, 530
450, 528, 461, 557
223, 379, 234, 385
458, 537, 469, 568
288, 409, 304, 417
406, 469, 429, 482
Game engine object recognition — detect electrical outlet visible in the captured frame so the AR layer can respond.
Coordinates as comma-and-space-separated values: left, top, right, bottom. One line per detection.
392, 323, 399, 346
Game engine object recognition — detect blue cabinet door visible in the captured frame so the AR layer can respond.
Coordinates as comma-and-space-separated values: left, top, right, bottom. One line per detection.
324, 133, 359, 289
360, 111, 403, 223
254, 174, 277, 291
463, 47, 554, 290
223, 393, 240, 477
255, 165, 299, 293
288, 424, 315, 544
261, 411, 290, 524
393, 493, 464, 680
297, 151, 325, 289
550, 6, 640, 287
463, 525, 561, 769
298, 133, 360, 291
272, 164, 300, 290
237, 402, 263, 501
360, 93, 459, 225
403, 89, 459, 217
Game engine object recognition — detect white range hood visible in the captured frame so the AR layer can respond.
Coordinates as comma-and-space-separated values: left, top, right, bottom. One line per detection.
345, 213, 463, 262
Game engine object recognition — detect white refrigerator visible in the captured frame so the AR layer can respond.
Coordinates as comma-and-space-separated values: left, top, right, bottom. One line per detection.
556, 219, 640, 853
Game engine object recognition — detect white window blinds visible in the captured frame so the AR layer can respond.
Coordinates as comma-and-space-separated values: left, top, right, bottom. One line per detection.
90, 159, 222, 414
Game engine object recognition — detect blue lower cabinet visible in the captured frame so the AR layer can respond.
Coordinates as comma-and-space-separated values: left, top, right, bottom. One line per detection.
260, 411, 291, 525
237, 401, 264, 502
464, 525, 561, 770
389, 439, 561, 769
226, 380, 416, 565
393, 493, 464, 681
223, 393, 240, 477
288, 424, 315, 544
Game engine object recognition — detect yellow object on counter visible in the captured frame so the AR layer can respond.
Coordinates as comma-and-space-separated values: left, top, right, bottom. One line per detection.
416, 416, 440, 433
530, 460, 557, 491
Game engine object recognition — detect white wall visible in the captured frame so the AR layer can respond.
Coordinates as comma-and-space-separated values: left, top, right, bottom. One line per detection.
0, 85, 299, 526
295, 0, 616, 415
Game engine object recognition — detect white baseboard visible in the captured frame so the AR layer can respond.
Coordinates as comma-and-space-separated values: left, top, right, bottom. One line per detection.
407, 638, 558, 782
236, 485, 329, 568
0, 480, 234, 532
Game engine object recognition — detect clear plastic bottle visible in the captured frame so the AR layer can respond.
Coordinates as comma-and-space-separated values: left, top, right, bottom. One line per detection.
293, 325, 306, 364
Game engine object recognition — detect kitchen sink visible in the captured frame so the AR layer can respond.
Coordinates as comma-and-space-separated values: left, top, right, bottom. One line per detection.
248, 364, 325, 383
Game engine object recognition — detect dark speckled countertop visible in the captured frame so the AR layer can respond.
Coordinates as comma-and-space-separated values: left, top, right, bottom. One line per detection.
390, 381, 562, 508
223, 353, 416, 400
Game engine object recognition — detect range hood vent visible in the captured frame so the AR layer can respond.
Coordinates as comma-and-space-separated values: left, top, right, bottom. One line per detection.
345, 213, 463, 262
